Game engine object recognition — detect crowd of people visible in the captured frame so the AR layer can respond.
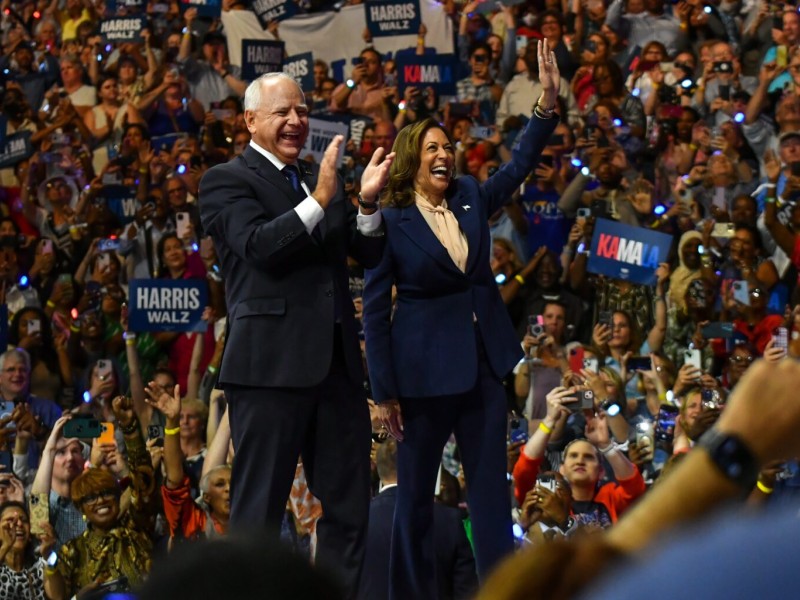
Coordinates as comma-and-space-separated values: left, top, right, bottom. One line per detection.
0, 0, 796, 597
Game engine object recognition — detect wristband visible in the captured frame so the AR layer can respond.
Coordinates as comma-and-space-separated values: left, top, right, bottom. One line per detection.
514, 274, 526, 286
123, 332, 136, 340
69, 324, 80, 333
46, 300, 56, 309
598, 442, 619, 456
538, 421, 553, 435
756, 480, 774, 494
766, 196, 776, 204
533, 106, 555, 120
357, 193, 379, 210
139, 167, 148, 175
164, 426, 181, 436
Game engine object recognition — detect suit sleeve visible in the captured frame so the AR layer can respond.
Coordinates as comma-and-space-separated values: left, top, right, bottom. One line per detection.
343, 192, 385, 270
362, 232, 399, 402
481, 114, 559, 218
199, 165, 315, 271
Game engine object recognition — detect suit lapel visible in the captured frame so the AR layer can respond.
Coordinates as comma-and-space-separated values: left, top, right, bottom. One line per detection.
448, 190, 481, 274
398, 204, 464, 276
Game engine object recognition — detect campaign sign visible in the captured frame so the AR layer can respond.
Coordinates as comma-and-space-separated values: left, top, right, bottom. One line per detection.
129, 279, 208, 333
180, 0, 222, 18
283, 52, 314, 91
314, 114, 373, 150
250, 0, 297, 29
152, 133, 186, 153
241, 39, 285, 81
365, 0, 421, 38
0, 115, 8, 149
100, 185, 138, 225
395, 53, 457, 96
302, 118, 349, 166
587, 219, 672, 285
0, 131, 32, 169
100, 17, 146, 43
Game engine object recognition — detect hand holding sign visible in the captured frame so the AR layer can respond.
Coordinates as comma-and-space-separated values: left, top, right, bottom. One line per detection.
313, 135, 345, 210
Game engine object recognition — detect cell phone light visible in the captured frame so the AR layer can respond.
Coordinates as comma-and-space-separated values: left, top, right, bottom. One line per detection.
398, 100, 406, 110
631, 87, 640, 97
105, 44, 112, 52
512, 523, 524, 539
666, 390, 675, 404
571, 157, 582, 167
176, 164, 187, 175
613, 118, 622, 127
653, 204, 666, 215
71, 308, 79, 320
18, 275, 28, 288
577, 242, 586, 254
96, 55, 102, 62
2, 69, 8, 75
606, 403, 620, 417
580, 166, 590, 176
83, 391, 91, 404
733, 112, 745, 123
681, 78, 693, 88
703, 5, 712, 13
495, 273, 507, 284
636, 421, 650, 432
192, 243, 199, 252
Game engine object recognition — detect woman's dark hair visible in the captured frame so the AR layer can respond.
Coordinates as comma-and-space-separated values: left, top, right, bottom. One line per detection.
96, 73, 118, 96
613, 309, 644, 352
8, 306, 59, 374
380, 118, 456, 209
734, 223, 765, 253
122, 122, 151, 142
596, 60, 625, 97
157, 232, 183, 278
0, 501, 37, 565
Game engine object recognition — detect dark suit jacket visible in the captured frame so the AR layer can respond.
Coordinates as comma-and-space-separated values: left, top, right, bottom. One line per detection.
362, 115, 558, 401
357, 486, 477, 600
199, 145, 385, 388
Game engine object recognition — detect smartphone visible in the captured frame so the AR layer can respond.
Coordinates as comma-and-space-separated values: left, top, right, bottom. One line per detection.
101, 172, 122, 185
448, 101, 472, 118
96, 238, 121, 253
564, 389, 595, 412
528, 315, 544, 337
507, 413, 529, 444
659, 61, 674, 72
538, 155, 554, 170
0, 451, 11, 474
148, 425, 164, 439
98, 422, 116, 445
469, 126, 493, 140
515, 35, 528, 54
719, 84, 730, 101
352, 57, 362, 66
96, 359, 112, 381
701, 321, 735, 338
732, 280, 750, 306
63, 416, 103, 438
773, 326, 789, 352
627, 356, 652, 372
712, 222, 735, 238
547, 134, 564, 146
654, 404, 678, 442
568, 346, 585, 374
29, 493, 49, 536
27, 319, 40, 336
176, 212, 191, 239
635, 421, 655, 462
776, 45, 788, 68
713, 61, 733, 73
211, 108, 234, 120
683, 348, 702, 370
774, 15, 784, 31
790, 162, 800, 177
536, 474, 557, 493
40, 239, 53, 255
576, 207, 591, 219
598, 310, 613, 330
701, 388, 721, 411
582, 357, 599, 373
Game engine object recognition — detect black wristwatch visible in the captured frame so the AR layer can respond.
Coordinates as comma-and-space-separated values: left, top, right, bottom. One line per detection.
698, 427, 759, 490
357, 193, 379, 210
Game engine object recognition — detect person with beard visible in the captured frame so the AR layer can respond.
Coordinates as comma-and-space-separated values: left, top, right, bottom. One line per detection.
0, 40, 59, 110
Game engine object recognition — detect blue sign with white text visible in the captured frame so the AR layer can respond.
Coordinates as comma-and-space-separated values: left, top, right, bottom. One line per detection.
100, 185, 138, 225
250, 0, 297, 29
395, 53, 457, 96
129, 279, 208, 333
283, 52, 314, 91
180, 0, 222, 18
365, 0, 421, 38
587, 218, 673, 285
241, 39, 285, 81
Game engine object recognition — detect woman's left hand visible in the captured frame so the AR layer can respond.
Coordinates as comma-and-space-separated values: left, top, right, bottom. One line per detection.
37, 523, 57, 558
537, 39, 560, 101
359, 147, 397, 205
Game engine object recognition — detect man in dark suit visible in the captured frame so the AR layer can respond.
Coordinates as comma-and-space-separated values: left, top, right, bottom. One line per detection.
198, 72, 394, 597
358, 438, 478, 600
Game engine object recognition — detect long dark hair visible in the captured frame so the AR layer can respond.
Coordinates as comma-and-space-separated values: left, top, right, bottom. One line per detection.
379, 118, 457, 209
8, 307, 59, 374
0, 501, 37, 567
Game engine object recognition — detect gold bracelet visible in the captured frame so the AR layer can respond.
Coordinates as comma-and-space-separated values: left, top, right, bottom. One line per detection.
164, 426, 181, 436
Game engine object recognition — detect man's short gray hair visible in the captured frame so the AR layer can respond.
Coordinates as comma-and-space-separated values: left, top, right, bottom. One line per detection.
243, 72, 304, 112
0, 349, 30, 374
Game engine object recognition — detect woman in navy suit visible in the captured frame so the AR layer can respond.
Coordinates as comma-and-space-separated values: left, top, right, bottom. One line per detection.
362, 40, 561, 599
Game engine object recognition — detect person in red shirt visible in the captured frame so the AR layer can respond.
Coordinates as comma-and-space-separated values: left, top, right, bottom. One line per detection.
726, 279, 783, 354
513, 386, 645, 529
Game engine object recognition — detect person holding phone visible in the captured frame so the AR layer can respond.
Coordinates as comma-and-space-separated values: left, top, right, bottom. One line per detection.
364, 41, 559, 598
330, 48, 392, 122
0, 501, 58, 600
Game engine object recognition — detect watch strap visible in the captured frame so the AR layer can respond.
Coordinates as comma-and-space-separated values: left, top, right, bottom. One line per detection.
698, 427, 759, 490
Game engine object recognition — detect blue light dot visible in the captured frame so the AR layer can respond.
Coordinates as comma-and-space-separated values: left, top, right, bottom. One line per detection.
734, 112, 745, 123
571, 157, 582, 167
613, 118, 622, 127
632, 88, 640, 97
654, 204, 666, 215
83, 391, 91, 404
580, 166, 590, 176
18, 275, 28, 287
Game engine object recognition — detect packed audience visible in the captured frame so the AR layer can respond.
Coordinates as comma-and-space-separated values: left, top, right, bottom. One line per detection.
0, 0, 797, 597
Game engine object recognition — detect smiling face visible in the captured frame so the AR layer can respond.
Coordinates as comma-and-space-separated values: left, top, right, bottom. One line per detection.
162, 236, 186, 273
0, 356, 28, 399
413, 127, 454, 201
80, 488, 121, 531
0, 506, 29, 552
246, 76, 308, 165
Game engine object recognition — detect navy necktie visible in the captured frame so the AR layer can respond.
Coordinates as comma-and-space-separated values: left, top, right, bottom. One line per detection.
283, 164, 302, 194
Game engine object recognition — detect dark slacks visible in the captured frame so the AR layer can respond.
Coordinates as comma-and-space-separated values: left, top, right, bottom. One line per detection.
226, 335, 372, 599
389, 330, 514, 600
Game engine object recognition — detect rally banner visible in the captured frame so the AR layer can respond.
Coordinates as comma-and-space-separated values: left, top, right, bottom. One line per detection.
221, 3, 453, 83
241, 39, 284, 81
129, 279, 208, 333
100, 185, 138, 225
283, 52, 314, 91
0, 131, 33, 169
587, 218, 673, 285
152, 133, 186, 153
180, 0, 222, 18
314, 114, 373, 150
395, 53, 457, 96
100, 16, 146, 43
250, 0, 297, 29
365, 0, 421, 37
302, 118, 349, 166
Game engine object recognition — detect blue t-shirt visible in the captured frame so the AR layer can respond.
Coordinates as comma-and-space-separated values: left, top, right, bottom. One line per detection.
520, 186, 571, 256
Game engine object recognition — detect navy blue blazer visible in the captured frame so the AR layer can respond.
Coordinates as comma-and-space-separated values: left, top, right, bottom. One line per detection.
356, 486, 477, 600
199, 146, 385, 389
362, 115, 558, 402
